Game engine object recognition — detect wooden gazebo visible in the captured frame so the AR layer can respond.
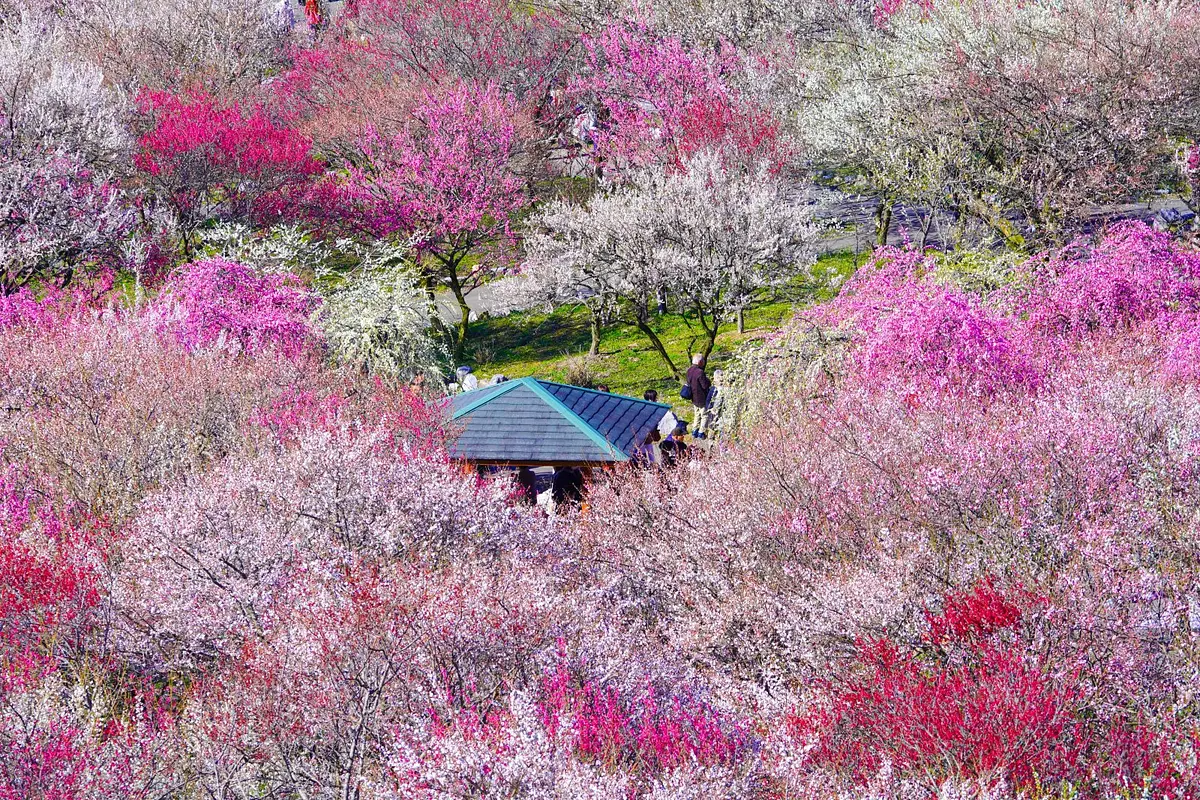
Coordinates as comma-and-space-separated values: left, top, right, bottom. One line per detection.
447, 377, 671, 468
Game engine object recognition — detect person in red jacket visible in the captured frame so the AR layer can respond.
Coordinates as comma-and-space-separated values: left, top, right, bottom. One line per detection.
685, 354, 712, 439
304, 0, 322, 28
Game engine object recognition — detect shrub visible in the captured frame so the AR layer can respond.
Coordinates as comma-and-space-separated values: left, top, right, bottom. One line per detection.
822, 247, 1042, 399
1017, 222, 1200, 336
317, 264, 447, 382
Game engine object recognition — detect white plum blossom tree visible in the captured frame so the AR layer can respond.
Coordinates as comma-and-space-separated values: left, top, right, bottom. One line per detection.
64, 0, 293, 96
318, 263, 449, 384
499, 177, 667, 363
653, 152, 819, 356
503, 152, 818, 375
0, 6, 133, 292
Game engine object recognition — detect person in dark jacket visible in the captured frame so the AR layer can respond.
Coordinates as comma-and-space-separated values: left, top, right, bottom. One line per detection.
685, 354, 713, 439
551, 467, 585, 509
516, 467, 538, 505
658, 422, 690, 467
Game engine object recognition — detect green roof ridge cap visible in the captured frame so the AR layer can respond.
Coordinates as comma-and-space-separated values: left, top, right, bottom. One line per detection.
526, 378, 628, 461
450, 379, 526, 420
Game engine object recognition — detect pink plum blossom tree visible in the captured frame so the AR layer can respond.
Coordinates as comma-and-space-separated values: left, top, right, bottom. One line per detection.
330, 81, 531, 357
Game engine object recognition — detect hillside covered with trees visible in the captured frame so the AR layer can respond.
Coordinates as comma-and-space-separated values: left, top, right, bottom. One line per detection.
5, 0, 1200, 796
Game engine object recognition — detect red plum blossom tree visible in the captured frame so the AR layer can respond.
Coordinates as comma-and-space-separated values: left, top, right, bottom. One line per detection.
133, 90, 321, 256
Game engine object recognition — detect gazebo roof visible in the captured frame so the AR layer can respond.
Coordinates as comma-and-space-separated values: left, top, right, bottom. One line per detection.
447, 377, 671, 466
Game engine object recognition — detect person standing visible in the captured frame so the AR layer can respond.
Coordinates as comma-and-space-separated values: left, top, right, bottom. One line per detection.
515, 467, 538, 505
551, 467, 585, 509
685, 354, 712, 439
630, 429, 660, 468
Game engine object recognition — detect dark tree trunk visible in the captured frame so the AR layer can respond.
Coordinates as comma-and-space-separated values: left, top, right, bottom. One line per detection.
443, 256, 472, 362
633, 317, 680, 379
876, 198, 894, 246
588, 307, 601, 356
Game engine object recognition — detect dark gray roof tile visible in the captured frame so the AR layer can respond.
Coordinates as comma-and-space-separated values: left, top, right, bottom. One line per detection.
447, 378, 671, 464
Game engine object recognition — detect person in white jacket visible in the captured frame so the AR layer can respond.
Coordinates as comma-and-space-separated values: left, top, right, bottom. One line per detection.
643, 389, 680, 438
452, 366, 479, 393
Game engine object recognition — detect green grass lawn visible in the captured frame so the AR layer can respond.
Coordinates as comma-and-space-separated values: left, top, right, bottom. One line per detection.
463, 251, 860, 415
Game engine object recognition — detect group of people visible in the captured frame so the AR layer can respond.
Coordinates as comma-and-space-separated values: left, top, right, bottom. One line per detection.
450, 366, 510, 394
629, 419, 691, 469
631, 354, 724, 469
515, 465, 585, 510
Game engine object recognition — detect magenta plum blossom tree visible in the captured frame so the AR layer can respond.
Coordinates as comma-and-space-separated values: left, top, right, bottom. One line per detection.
332, 80, 531, 357
823, 247, 1044, 399
278, 0, 571, 186
152, 258, 320, 359
568, 20, 784, 176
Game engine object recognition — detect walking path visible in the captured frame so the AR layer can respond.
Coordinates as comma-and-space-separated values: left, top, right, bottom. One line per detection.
437, 192, 1195, 322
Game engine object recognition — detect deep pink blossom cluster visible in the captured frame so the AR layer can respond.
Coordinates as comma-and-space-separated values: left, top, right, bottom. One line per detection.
537, 662, 748, 773
153, 257, 320, 358
574, 21, 783, 172
824, 247, 1042, 398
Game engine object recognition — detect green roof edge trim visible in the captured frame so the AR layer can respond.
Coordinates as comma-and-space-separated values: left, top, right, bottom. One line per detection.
450, 379, 526, 420
525, 378, 628, 461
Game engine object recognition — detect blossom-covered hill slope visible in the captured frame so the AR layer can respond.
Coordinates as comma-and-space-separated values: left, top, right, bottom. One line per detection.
3, 223, 1200, 797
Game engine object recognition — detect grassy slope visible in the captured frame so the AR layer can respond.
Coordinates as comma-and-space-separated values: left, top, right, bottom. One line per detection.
463, 252, 860, 416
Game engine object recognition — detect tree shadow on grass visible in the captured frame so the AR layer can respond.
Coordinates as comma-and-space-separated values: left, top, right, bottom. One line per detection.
469, 308, 593, 366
